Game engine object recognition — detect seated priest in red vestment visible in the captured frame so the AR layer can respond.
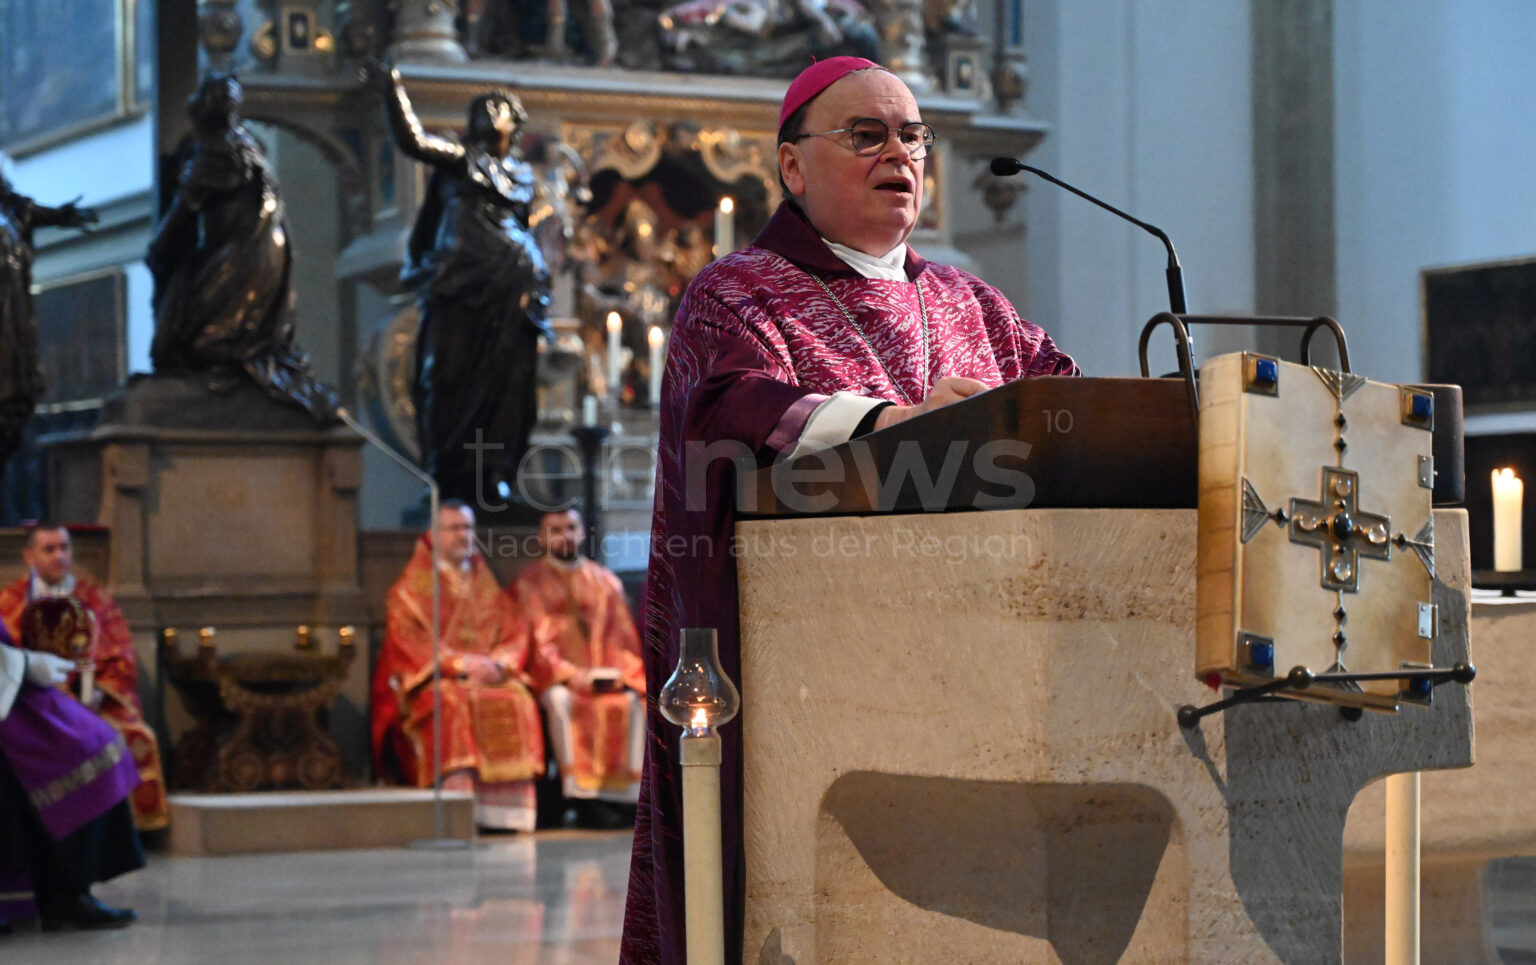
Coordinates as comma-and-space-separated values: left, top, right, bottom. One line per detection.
0, 523, 168, 833
0, 625, 143, 932
371, 500, 546, 831
511, 509, 645, 826
621, 57, 1080, 963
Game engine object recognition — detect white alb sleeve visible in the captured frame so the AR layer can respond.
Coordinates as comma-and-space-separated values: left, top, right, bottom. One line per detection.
784, 391, 888, 461
0, 647, 24, 721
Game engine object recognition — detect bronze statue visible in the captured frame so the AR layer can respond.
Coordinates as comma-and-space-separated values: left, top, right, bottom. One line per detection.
362, 59, 552, 509
0, 164, 97, 464
146, 74, 337, 423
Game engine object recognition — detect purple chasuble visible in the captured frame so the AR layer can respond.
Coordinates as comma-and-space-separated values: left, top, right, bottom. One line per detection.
620, 201, 1078, 963
0, 642, 140, 842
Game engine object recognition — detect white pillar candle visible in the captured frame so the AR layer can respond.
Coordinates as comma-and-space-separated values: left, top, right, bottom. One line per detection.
606, 312, 623, 402
682, 726, 725, 965
1384, 771, 1421, 965
648, 326, 666, 408
1493, 467, 1523, 571
714, 197, 734, 258
581, 393, 597, 427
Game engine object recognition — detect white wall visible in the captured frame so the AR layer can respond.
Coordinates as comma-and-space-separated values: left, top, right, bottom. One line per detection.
1335, 0, 1536, 384
125, 261, 154, 373
9, 114, 153, 209
1021, 0, 1254, 377
8, 116, 157, 376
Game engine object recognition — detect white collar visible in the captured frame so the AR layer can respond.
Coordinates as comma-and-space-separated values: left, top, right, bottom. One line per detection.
822, 238, 909, 281
29, 570, 75, 599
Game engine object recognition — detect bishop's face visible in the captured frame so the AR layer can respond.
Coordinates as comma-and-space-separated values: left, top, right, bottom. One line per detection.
778, 70, 925, 257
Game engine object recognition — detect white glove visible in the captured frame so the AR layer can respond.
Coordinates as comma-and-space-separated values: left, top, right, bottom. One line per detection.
23, 651, 74, 688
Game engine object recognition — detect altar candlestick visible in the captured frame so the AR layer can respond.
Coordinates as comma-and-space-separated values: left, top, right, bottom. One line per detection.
1493, 467, 1523, 571
648, 326, 666, 408
715, 197, 734, 257
606, 312, 623, 402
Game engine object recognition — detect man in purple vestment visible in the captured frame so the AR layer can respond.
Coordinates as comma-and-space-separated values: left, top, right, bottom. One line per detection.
620, 57, 1079, 963
0, 625, 143, 933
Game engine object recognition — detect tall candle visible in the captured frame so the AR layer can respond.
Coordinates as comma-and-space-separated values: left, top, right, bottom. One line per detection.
648, 326, 666, 408
582, 394, 597, 426
606, 312, 623, 401
715, 197, 734, 257
1493, 467, 1523, 571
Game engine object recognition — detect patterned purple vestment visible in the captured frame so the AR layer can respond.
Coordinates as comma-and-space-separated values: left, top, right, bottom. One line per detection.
0, 665, 140, 843
621, 201, 1078, 963
0, 632, 140, 920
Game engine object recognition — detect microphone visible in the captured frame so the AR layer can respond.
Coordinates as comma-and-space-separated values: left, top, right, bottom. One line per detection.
991, 157, 1187, 315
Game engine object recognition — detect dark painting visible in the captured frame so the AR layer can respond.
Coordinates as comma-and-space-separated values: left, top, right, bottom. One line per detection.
1424, 256, 1536, 408
0, 0, 123, 150
34, 268, 126, 405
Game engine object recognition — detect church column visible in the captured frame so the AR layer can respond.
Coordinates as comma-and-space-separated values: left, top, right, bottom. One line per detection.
1251, 0, 1338, 357
388, 0, 469, 62
156, 0, 202, 217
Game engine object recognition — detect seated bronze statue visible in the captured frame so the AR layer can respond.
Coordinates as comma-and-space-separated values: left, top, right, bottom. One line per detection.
146, 73, 337, 423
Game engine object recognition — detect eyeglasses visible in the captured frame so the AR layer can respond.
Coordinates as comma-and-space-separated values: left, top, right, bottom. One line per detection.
793, 118, 936, 161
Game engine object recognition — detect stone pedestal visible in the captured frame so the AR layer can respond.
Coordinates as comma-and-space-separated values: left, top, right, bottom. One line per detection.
737, 508, 1473, 964
44, 375, 368, 778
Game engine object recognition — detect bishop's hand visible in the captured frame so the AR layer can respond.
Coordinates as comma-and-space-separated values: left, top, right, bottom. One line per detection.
873, 376, 988, 431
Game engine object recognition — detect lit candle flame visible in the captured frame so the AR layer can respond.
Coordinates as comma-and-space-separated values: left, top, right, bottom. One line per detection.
719, 197, 734, 215
648, 325, 665, 349
691, 707, 709, 730
606, 311, 622, 334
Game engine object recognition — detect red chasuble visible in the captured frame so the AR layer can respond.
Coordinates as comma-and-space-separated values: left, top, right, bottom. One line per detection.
370, 537, 545, 787
621, 201, 1078, 963
0, 578, 168, 832
511, 557, 645, 794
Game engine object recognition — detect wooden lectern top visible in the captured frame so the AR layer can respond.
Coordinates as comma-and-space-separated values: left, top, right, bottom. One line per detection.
742, 376, 1198, 518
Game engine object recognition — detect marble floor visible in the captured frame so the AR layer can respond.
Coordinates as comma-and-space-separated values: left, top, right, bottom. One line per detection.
6, 829, 632, 964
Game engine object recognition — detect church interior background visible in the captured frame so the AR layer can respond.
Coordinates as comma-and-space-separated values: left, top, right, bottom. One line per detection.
4, 0, 1536, 960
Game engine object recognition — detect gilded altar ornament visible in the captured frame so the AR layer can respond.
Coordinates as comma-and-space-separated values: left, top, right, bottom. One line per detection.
657, 0, 878, 76
147, 74, 340, 424
163, 625, 355, 791
362, 58, 551, 508
20, 597, 95, 663
198, 0, 245, 70
0, 161, 98, 465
